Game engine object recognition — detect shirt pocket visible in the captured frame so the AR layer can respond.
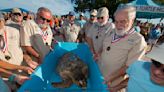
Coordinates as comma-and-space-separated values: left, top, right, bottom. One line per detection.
8, 33, 19, 45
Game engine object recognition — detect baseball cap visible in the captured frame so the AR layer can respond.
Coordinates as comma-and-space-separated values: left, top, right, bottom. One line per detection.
146, 43, 164, 64
69, 11, 75, 16
12, 8, 22, 14
80, 12, 84, 16
97, 7, 109, 17
90, 9, 97, 16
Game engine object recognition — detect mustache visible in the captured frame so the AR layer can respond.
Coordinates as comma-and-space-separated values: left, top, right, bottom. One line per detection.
38, 24, 48, 28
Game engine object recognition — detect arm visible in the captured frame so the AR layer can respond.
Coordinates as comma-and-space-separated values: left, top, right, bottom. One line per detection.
109, 78, 129, 92
0, 60, 24, 70
22, 46, 40, 59
0, 68, 30, 85
126, 36, 147, 66
0, 67, 13, 78
85, 36, 96, 54
20, 22, 40, 59
0, 60, 34, 74
106, 65, 127, 85
23, 53, 39, 69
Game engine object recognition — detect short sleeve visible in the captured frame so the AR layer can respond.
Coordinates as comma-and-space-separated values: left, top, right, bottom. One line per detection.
20, 22, 33, 46
126, 36, 147, 66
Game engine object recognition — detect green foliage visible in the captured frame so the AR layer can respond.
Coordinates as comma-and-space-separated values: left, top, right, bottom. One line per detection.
152, 0, 164, 5
74, 0, 129, 18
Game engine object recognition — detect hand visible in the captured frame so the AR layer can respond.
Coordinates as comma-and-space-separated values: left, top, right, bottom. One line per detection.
93, 53, 99, 61
15, 75, 30, 85
103, 80, 112, 88
22, 66, 34, 74
26, 60, 39, 69
37, 56, 42, 64
108, 87, 118, 92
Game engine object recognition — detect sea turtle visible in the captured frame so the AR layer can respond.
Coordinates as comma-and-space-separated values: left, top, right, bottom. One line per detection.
52, 52, 88, 88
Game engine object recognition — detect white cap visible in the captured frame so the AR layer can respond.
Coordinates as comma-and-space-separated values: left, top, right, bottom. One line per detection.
146, 43, 164, 64
97, 7, 109, 17
90, 9, 97, 16
80, 12, 84, 16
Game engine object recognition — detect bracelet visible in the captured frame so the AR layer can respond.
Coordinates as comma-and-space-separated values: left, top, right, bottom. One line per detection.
8, 74, 17, 82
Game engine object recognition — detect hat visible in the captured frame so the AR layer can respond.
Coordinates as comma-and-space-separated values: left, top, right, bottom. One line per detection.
69, 11, 75, 16
97, 7, 109, 17
90, 9, 97, 16
12, 8, 22, 14
80, 12, 84, 16
0, 12, 4, 20
146, 43, 164, 64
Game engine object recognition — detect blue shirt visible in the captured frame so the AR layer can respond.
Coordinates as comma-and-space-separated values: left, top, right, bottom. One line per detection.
149, 28, 161, 39
126, 61, 164, 92
77, 20, 86, 28
0, 77, 11, 92
134, 26, 141, 33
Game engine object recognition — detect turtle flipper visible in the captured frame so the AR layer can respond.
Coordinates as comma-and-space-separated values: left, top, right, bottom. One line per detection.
52, 80, 73, 88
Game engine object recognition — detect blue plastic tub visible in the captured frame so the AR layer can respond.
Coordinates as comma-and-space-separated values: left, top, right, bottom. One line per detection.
18, 42, 108, 92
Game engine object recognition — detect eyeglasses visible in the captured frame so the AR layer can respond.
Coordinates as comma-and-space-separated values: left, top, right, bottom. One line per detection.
90, 15, 96, 18
152, 59, 164, 73
39, 16, 51, 23
13, 13, 22, 16
97, 17, 103, 20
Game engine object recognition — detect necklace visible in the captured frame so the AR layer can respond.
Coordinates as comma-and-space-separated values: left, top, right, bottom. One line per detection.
105, 28, 135, 53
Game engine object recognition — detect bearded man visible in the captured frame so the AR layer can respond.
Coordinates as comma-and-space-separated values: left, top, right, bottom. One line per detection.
98, 4, 147, 88
86, 7, 114, 59
20, 7, 53, 64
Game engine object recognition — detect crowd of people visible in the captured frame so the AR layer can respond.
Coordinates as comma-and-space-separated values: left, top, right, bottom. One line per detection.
0, 3, 164, 92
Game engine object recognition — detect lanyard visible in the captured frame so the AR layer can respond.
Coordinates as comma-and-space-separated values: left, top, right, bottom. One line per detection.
39, 29, 48, 41
1, 30, 8, 53
111, 28, 135, 44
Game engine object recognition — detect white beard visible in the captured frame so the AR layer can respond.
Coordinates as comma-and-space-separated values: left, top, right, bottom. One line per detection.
97, 20, 108, 26
38, 24, 48, 29
115, 29, 127, 36
115, 27, 131, 36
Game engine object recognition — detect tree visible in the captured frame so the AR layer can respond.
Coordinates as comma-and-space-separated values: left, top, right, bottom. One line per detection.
152, 0, 164, 5
74, 0, 129, 18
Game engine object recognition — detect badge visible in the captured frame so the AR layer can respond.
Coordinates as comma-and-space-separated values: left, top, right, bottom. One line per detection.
95, 35, 98, 39
5, 55, 11, 60
45, 42, 48, 46
106, 46, 110, 51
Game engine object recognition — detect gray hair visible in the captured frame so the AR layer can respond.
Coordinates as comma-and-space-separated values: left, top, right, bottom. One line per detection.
37, 7, 52, 17
114, 4, 136, 20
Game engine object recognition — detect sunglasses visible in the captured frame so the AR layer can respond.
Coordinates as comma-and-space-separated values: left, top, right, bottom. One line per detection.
152, 59, 164, 73
97, 17, 103, 20
39, 16, 51, 23
90, 15, 96, 18
13, 13, 22, 16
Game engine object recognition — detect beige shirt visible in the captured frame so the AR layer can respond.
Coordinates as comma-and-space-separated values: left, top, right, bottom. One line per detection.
99, 28, 147, 78
6, 20, 21, 31
87, 22, 114, 53
81, 21, 96, 36
20, 20, 53, 59
60, 20, 80, 42
0, 26, 23, 65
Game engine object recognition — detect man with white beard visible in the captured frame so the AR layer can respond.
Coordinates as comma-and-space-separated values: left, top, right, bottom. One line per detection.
86, 7, 114, 59
98, 4, 147, 89
20, 7, 53, 64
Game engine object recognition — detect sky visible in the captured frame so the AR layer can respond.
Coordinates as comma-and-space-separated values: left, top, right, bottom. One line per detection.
0, 0, 74, 15
0, 0, 163, 24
